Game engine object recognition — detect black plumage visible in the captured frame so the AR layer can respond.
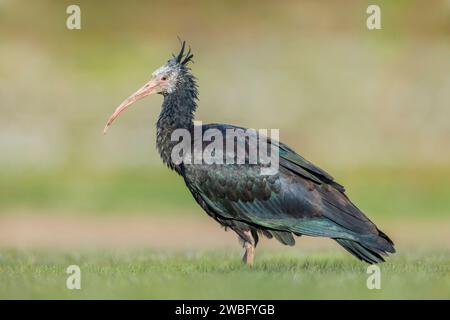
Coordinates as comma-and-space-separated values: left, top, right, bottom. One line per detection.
105, 41, 395, 265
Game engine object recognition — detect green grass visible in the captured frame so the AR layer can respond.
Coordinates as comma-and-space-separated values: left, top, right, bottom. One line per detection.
1, 249, 449, 299
2, 166, 448, 299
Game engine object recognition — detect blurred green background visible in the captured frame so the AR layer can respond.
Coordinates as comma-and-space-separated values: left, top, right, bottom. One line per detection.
0, 0, 449, 299
1, 0, 449, 219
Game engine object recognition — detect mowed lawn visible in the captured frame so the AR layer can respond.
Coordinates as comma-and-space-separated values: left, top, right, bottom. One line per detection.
1, 166, 449, 299
1, 249, 449, 299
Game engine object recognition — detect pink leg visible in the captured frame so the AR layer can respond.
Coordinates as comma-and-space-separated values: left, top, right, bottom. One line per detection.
242, 230, 255, 266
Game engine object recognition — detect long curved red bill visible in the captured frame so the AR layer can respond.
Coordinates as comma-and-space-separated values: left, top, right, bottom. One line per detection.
103, 80, 158, 134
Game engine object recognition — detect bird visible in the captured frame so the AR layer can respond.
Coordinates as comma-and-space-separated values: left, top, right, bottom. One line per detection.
104, 41, 395, 265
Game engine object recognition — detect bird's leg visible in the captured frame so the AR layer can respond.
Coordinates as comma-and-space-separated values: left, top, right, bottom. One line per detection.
242, 230, 255, 266
242, 241, 255, 265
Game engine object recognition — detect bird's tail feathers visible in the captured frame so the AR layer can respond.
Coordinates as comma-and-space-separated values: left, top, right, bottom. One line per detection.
334, 232, 395, 264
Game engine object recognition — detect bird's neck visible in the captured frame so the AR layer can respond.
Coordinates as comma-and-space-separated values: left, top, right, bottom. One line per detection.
156, 75, 198, 170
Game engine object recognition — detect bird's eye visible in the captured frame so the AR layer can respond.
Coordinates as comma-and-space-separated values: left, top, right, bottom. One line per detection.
161, 76, 167, 81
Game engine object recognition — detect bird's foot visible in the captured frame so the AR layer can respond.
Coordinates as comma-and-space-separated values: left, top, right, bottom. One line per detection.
242, 241, 255, 266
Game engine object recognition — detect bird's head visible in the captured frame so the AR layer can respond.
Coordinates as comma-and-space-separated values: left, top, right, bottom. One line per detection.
103, 41, 194, 134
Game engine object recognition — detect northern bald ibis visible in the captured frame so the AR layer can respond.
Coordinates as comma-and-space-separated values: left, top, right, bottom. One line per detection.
104, 41, 395, 265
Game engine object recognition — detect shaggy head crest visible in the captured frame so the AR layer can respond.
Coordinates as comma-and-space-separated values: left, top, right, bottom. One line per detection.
170, 40, 194, 66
